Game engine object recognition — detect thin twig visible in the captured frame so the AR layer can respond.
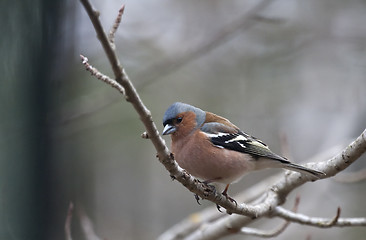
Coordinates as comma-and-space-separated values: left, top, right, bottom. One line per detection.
108, 4, 125, 47
60, 0, 276, 125
323, 207, 341, 227
293, 195, 300, 212
78, 0, 366, 237
157, 174, 281, 240
64, 202, 74, 240
79, 0, 366, 219
171, 143, 363, 240
240, 222, 288, 238
80, 55, 125, 95
80, 0, 250, 216
273, 206, 366, 228
239, 195, 300, 238
78, 208, 102, 240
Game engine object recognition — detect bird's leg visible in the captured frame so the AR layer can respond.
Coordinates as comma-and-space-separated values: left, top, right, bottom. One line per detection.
192, 179, 216, 205
203, 178, 225, 212
193, 179, 219, 206
221, 184, 237, 206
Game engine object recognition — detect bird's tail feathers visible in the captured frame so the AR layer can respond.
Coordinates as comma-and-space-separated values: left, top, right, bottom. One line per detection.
283, 163, 325, 178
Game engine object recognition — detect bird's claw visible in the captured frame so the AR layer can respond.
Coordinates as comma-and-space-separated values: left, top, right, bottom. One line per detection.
203, 185, 216, 197
216, 204, 223, 212
222, 192, 238, 206
216, 192, 237, 213
194, 181, 217, 205
194, 194, 201, 205
202, 181, 216, 196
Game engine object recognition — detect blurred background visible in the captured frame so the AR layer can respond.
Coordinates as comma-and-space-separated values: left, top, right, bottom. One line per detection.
1, 0, 366, 239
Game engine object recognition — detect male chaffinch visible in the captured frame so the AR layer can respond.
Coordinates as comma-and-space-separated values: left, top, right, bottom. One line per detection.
162, 102, 325, 202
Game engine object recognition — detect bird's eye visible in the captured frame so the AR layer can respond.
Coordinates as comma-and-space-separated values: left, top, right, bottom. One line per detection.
176, 117, 183, 124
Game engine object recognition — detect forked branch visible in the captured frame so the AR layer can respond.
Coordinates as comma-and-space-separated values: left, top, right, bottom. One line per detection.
78, 0, 366, 239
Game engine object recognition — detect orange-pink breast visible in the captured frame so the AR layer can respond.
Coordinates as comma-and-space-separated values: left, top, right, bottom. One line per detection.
171, 131, 256, 184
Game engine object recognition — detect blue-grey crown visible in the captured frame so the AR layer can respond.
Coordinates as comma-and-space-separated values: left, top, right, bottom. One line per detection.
163, 102, 206, 128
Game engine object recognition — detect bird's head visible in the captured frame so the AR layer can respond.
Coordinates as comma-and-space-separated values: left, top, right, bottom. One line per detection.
162, 102, 206, 136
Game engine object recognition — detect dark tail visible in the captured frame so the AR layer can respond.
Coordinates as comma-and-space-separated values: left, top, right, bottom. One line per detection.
283, 162, 325, 178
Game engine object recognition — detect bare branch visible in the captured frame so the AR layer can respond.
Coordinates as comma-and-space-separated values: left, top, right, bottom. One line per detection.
166, 142, 363, 240
229, 128, 366, 217
239, 195, 300, 238
108, 4, 125, 47
292, 194, 300, 212
79, 0, 125, 80
61, 0, 277, 125
80, 54, 125, 95
79, 0, 262, 217
240, 222, 289, 238
64, 202, 74, 240
65, 203, 103, 240
79, 0, 366, 219
77, 0, 366, 239
79, 209, 102, 240
79, 0, 164, 152
77, 2, 366, 240
81, 0, 366, 239
157, 174, 281, 240
158, 146, 344, 240
324, 207, 341, 227
320, 128, 366, 177
273, 206, 366, 228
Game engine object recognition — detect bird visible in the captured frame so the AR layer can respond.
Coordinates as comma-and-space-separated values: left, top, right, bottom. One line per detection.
162, 102, 325, 204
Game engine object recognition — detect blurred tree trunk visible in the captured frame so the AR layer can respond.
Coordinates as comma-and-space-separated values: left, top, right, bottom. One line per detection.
0, 1, 65, 240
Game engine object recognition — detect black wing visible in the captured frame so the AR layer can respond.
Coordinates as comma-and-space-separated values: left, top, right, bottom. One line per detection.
201, 122, 287, 162
201, 122, 325, 177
